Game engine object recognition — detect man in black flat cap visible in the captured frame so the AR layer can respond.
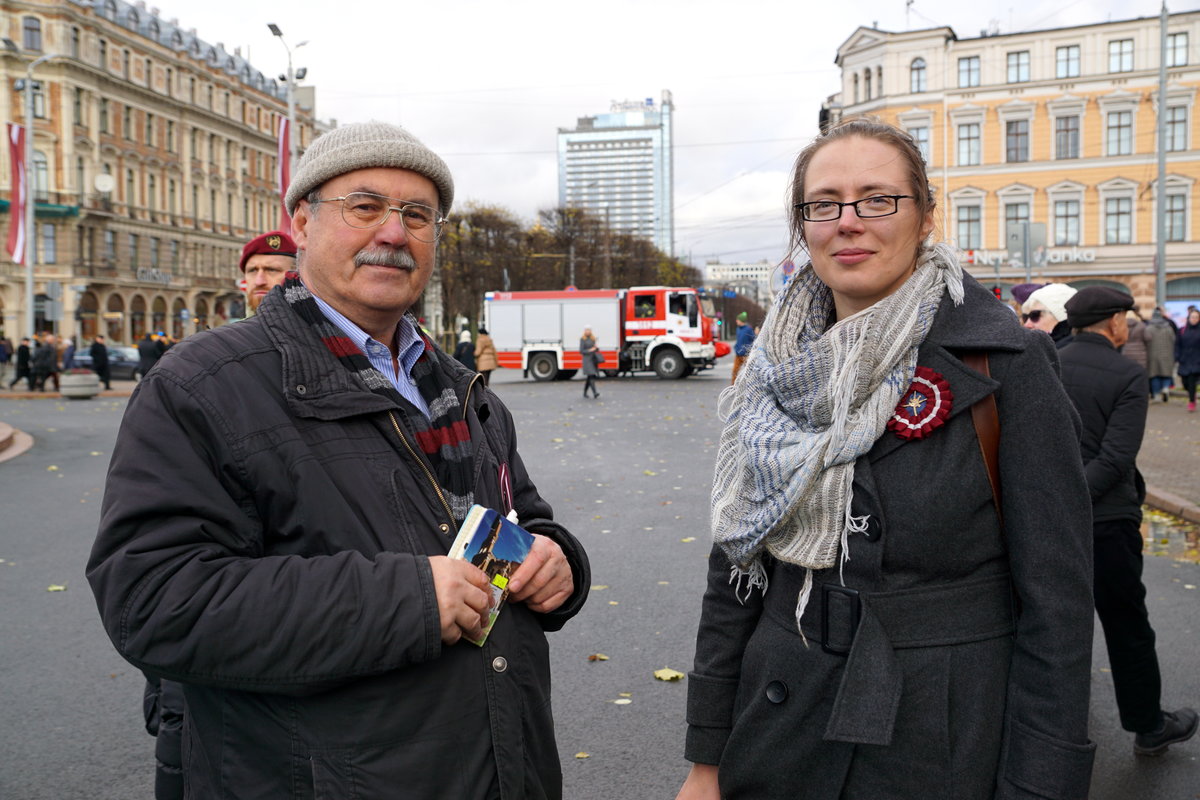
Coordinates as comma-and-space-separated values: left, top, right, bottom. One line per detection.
1059, 286, 1197, 757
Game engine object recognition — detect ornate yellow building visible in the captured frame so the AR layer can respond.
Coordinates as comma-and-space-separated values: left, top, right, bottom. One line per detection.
1, 0, 319, 343
827, 11, 1200, 308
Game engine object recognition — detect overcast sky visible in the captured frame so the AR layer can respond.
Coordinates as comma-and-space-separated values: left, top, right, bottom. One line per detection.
160, 0, 1190, 272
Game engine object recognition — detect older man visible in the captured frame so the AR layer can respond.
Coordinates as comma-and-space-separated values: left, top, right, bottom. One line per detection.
88, 121, 589, 798
1059, 287, 1197, 758
239, 229, 297, 313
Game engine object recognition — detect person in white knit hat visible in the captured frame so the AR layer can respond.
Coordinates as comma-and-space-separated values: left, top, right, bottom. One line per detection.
89, 121, 589, 798
1021, 282, 1077, 347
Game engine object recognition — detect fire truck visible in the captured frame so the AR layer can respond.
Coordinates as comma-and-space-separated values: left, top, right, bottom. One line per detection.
484, 286, 724, 380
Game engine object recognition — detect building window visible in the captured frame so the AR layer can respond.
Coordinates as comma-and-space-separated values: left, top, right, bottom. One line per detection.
910, 58, 927, 92
126, 169, 135, 213
74, 88, 85, 126
165, 68, 173, 97
123, 106, 133, 140
166, 121, 175, 153
168, 179, 177, 217
958, 56, 981, 88
956, 205, 981, 249
1106, 110, 1133, 155
32, 83, 45, 118
149, 238, 160, 268
1006, 120, 1029, 162
145, 113, 154, 147
41, 223, 56, 264
103, 230, 115, 261
1007, 51, 1030, 83
1105, 197, 1132, 244
1165, 193, 1186, 241
909, 126, 930, 162
1166, 106, 1188, 152
123, 49, 131, 79
70, 26, 80, 59
31, 151, 48, 201
190, 129, 199, 159
147, 175, 156, 211
190, 77, 196, 104
864, 70, 872, 101
1108, 39, 1133, 73
210, 189, 217, 223
957, 123, 981, 166
1005, 202, 1030, 244
99, 39, 108, 70
169, 240, 179, 267
22, 16, 42, 51
128, 233, 139, 268
853, 74, 859, 104
99, 99, 109, 133
1167, 32, 1189, 67
1056, 45, 1081, 78
207, 85, 214, 109
1054, 200, 1080, 245
75, 157, 85, 199
192, 186, 200, 228
1055, 115, 1080, 159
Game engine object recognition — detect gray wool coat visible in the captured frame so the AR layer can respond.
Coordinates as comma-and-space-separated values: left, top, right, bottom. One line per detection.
685, 276, 1096, 799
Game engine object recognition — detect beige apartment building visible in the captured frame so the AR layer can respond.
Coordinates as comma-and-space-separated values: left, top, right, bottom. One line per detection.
827, 11, 1200, 308
0, 0, 320, 343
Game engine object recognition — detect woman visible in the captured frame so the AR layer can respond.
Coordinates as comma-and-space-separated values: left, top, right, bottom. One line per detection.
474, 325, 498, 386
1146, 309, 1177, 402
677, 120, 1095, 800
1176, 308, 1200, 412
453, 329, 475, 371
580, 327, 600, 399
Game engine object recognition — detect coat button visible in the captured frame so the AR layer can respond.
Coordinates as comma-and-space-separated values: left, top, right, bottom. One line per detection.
492, 657, 508, 673
439, 524, 449, 533
295, 384, 307, 395
765, 680, 788, 704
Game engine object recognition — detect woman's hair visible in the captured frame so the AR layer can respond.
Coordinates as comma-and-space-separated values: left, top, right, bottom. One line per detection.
788, 117, 936, 250
478, 325, 488, 335
582, 327, 594, 338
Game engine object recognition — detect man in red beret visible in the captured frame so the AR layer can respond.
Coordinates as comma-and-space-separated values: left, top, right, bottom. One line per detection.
239, 230, 296, 313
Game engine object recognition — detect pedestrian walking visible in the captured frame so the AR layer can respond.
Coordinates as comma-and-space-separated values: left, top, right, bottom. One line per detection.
87, 120, 589, 798
90, 335, 111, 390
1147, 308, 1178, 402
678, 119, 1095, 800
1122, 311, 1151, 371
474, 325, 497, 386
62, 337, 76, 370
1175, 308, 1200, 412
1059, 287, 1198, 757
8, 337, 32, 390
580, 327, 601, 399
31, 333, 59, 392
137, 332, 164, 377
1021, 282, 1076, 347
453, 328, 475, 370
730, 311, 755, 384
0, 333, 12, 384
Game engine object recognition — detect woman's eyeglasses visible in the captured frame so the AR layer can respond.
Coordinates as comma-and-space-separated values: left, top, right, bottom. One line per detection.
1021, 310, 1046, 323
794, 195, 915, 222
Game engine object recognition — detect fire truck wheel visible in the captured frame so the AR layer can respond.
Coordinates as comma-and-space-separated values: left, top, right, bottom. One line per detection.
652, 348, 687, 380
528, 353, 559, 382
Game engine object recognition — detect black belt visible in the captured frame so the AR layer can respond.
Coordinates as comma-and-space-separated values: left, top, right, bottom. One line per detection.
766, 571, 1016, 746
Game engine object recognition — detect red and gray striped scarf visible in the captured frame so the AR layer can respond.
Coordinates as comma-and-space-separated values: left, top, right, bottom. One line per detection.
282, 272, 474, 522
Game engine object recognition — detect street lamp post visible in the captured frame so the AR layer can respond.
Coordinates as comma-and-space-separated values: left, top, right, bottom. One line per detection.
267, 24, 307, 176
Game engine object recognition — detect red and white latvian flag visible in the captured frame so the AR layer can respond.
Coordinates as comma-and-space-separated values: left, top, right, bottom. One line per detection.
277, 117, 291, 233
7, 123, 27, 265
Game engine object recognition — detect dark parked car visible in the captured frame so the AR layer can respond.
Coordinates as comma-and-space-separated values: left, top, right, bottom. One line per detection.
72, 345, 142, 381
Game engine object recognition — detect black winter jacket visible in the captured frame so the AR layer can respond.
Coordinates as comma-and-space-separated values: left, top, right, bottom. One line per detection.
87, 288, 590, 799
1059, 331, 1147, 523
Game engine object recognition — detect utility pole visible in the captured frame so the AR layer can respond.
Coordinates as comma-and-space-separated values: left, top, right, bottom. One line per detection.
267, 24, 307, 179
1154, 2, 1169, 308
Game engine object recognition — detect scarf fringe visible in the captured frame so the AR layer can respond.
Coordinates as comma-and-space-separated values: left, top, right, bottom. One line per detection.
728, 559, 768, 605
794, 568, 814, 648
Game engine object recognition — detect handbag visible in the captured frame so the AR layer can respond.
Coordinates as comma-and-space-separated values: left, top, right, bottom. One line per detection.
594, 350, 605, 365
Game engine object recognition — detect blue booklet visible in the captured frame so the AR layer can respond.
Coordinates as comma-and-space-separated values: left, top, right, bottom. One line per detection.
447, 505, 535, 646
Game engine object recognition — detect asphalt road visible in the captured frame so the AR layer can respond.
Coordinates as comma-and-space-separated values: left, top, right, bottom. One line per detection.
1, 363, 1197, 799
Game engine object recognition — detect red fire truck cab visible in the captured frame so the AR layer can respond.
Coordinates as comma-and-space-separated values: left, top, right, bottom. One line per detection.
484, 286, 721, 380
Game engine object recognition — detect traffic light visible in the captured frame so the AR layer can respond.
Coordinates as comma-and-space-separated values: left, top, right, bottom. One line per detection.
992, 285, 1003, 300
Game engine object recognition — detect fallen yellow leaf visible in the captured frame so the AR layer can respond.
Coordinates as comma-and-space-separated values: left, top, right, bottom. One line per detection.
608, 601, 619, 606
574, 752, 590, 759
47, 465, 59, 472
654, 667, 685, 682
587, 653, 610, 662
680, 537, 696, 543
590, 584, 609, 591
643, 470, 657, 476
47, 584, 67, 592
619, 692, 632, 697
613, 698, 632, 705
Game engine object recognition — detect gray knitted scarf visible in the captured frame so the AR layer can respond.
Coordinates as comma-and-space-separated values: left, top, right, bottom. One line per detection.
711, 243, 964, 625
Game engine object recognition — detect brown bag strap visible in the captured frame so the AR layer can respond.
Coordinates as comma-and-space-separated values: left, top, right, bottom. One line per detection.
962, 352, 1002, 526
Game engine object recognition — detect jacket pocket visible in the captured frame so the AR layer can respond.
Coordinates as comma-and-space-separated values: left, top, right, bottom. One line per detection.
308, 735, 467, 800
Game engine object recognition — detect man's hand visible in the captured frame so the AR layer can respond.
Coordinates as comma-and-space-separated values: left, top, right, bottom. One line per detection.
428, 556, 492, 645
507, 534, 573, 614
675, 764, 720, 800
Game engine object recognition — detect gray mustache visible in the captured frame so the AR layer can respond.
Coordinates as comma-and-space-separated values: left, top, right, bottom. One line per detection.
355, 248, 417, 269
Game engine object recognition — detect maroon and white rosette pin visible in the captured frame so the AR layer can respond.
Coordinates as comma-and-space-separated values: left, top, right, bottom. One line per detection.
887, 366, 953, 440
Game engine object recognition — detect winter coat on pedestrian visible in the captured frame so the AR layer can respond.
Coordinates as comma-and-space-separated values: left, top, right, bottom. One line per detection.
137, 335, 163, 375
1145, 316, 1177, 378
475, 333, 498, 372
734, 322, 756, 357
15, 342, 30, 370
1058, 332, 1147, 525
1176, 320, 1200, 377
87, 291, 590, 799
453, 332, 476, 371
89, 341, 109, 371
580, 337, 600, 377
142, 675, 185, 800
686, 277, 1096, 799
31, 341, 57, 374
1121, 317, 1151, 369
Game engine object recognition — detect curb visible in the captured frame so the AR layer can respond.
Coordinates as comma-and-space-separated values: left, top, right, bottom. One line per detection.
0, 389, 135, 400
1145, 487, 1200, 525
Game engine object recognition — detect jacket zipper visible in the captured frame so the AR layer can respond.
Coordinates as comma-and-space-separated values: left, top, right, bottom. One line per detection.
387, 410, 455, 527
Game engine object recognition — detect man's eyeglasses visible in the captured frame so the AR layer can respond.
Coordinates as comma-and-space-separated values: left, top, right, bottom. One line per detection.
795, 194, 916, 222
1021, 310, 1047, 323
313, 192, 447, 242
